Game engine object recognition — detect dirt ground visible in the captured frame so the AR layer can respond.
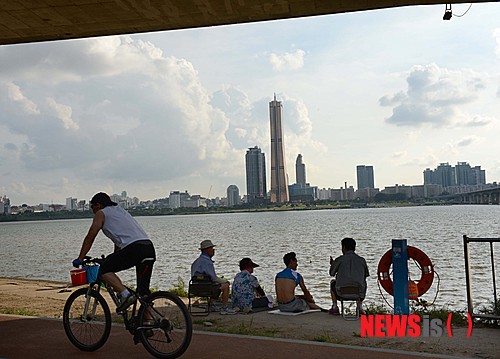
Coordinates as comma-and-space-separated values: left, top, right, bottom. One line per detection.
0, 277, 498, 358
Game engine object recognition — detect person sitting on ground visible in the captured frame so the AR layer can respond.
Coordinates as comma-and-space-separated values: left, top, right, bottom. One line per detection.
329, 237, 369, 315
275, 252, 322, 312
232, 257, 273, 313
191, 240, 236, 315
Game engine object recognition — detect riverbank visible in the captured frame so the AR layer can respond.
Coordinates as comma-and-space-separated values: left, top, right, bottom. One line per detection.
0, 277, 497, 358
0, 201, 453, 222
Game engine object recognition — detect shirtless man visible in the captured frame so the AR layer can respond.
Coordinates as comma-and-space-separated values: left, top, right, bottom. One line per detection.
275, 252, 322, 312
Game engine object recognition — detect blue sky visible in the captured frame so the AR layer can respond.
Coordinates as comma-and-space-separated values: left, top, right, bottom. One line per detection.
1, 3, 499, 204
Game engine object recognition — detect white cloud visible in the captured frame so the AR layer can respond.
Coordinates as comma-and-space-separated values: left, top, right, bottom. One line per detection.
456, 136, 479, 147
494, 28, 500, 58
380, 64, 489, 127
269, 49, 306, 71
46, 98, 79, 131
462, 115, 493, 127
0, 36, 328, 202
4, 82, 39, 115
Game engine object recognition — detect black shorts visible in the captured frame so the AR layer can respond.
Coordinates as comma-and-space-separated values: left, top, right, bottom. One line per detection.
99, 240, 156, 295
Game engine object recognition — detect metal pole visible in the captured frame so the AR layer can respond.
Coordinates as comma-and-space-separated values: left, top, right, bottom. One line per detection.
463, 235, 473, 316
393, 239, 409, 315
490, 241, 497, 313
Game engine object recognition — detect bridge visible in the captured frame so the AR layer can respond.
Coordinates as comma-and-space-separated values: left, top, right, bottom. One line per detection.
444, 187, 500, 205
0, 1, 495, 45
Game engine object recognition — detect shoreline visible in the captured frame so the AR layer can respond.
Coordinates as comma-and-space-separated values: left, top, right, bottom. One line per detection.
0, 276, 497, 358
0, 201, 457, 223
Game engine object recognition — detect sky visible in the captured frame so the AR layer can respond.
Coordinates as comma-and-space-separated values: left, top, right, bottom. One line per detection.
1, 3, 500, 205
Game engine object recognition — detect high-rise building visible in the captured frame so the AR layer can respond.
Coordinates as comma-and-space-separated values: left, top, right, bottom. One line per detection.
169, 191, 181, 209
356, 165, 375, 190
435, 162, 455, 187
0, 196, 11, 215
423, 162, 486, 187
227, 185, 240, 207
296, 154, 306, 187
269, 94, 289, 204
245, 146, 267, 204
473, 165, 486, 185
65, 197, 77, 210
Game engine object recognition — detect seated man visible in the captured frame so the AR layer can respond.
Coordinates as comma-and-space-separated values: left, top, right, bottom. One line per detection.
275, 252, 322, 312
329, 237, 369, 315
232, 257, 273, 313
191, 240, 236, 315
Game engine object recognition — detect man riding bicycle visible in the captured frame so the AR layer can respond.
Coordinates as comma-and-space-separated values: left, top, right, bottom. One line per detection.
72, 192, 156, 312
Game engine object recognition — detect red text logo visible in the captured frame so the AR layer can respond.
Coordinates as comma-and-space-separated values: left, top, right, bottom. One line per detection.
360, 314, 472, 338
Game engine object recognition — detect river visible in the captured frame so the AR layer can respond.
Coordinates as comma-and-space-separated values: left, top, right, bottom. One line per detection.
1, 205, 499, 311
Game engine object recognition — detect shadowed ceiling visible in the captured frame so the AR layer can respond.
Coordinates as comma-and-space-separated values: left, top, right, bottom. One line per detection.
0, 1, 492, 45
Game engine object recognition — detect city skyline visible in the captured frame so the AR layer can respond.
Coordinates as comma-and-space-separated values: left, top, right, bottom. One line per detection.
1, 4, 500, 204
2, 159, 493, 207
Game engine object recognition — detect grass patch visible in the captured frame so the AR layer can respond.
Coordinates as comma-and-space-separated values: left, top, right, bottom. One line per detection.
213, 318, 280, 337
312, 331, 347, 344
1, 308, 38, 316
410, 300, 468, 326
168, 277, 188, 297
477, 299, 500, 328
364, 303, 391, 315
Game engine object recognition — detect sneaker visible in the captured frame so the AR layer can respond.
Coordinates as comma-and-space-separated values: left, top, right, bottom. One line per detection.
220, 306, 237, 315
116, 293, 136, 313
328, 306, 340, 315
210, 302, 222, 312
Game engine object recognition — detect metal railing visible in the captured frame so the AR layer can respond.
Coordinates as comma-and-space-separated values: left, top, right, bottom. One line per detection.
463, 235, 499, 320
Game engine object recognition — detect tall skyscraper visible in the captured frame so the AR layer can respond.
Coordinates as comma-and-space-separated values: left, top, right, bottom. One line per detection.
269, 94, 289, 204
296, 154, 306, 187
356, 165, 375, 190
245, 146, 267, 204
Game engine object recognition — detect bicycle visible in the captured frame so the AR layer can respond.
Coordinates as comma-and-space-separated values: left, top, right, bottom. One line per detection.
62, 256, 192, 358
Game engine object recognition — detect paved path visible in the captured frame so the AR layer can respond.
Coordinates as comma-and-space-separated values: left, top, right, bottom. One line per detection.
0, 315, 460, 359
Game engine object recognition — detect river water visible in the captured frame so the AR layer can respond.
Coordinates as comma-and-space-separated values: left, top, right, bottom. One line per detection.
1, 205, 499, 311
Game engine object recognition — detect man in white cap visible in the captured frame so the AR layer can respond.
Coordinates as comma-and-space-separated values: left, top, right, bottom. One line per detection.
191, 240, 235, 315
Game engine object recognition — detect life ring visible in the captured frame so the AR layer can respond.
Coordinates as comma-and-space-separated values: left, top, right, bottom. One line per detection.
377, 246, 434, 297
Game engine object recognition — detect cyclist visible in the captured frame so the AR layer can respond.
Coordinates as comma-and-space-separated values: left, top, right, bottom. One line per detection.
72, 192, 156, 312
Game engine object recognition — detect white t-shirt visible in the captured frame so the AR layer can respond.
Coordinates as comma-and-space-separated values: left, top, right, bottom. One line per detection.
101, 206, 149, 249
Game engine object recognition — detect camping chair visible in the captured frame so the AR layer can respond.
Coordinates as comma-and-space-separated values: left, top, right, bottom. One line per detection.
188, 275, 218, 316
337, 285, 364, 321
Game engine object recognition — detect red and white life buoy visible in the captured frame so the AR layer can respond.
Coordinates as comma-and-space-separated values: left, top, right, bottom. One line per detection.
377, 246, 434, 297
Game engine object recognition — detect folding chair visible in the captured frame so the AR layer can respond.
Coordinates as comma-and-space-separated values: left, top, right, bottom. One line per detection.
188, 275, 217, 316
338, 285, 363, 321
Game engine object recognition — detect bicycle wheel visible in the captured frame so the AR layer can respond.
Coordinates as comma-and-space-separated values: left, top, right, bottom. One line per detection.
138, 291, 193, 358
63, 287, 111, 351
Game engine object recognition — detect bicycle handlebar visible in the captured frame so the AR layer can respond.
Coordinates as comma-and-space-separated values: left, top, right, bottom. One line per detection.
81, 255, 106, 266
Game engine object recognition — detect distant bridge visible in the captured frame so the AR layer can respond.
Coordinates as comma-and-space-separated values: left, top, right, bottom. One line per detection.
446, 187, 500, 204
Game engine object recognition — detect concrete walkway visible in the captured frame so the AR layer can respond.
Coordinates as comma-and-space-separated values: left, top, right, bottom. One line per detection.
0, 315, 461, 359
